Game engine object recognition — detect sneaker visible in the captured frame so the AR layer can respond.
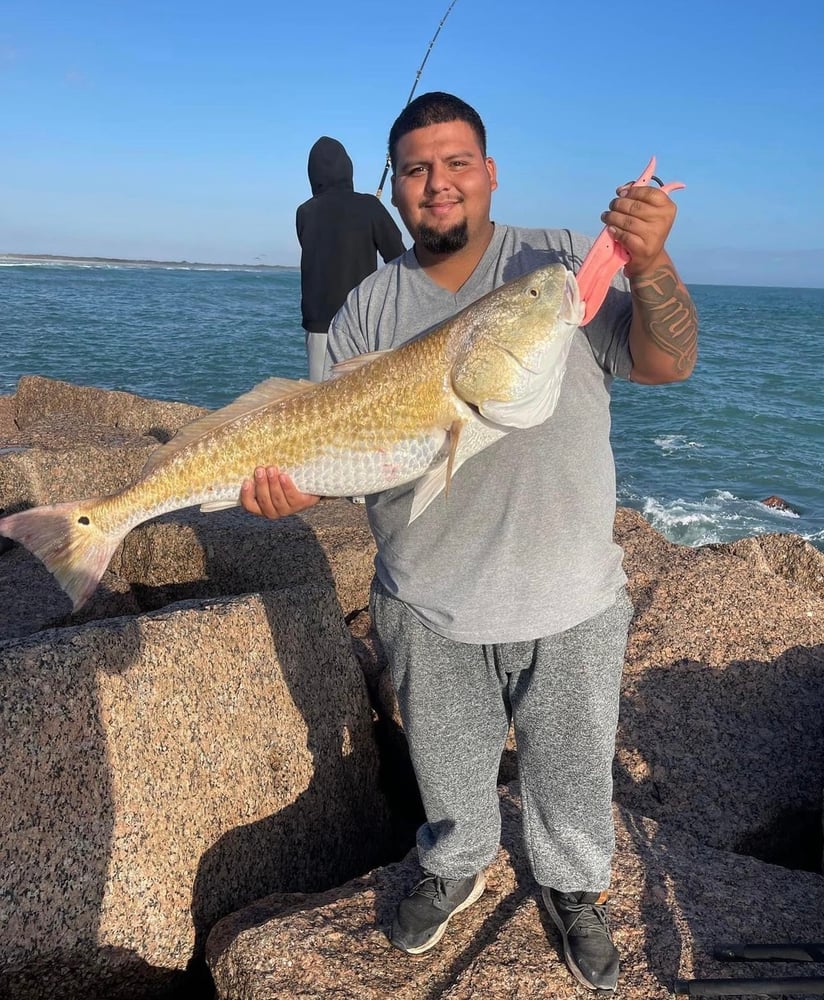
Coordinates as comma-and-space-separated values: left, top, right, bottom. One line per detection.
389, 872, 486, 955
542, 887, 619, 991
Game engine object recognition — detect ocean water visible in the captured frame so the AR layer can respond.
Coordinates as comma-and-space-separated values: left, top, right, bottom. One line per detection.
2, 259, 822, 552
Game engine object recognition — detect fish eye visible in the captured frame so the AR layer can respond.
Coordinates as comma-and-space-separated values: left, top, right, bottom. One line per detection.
528, 287, 539, 298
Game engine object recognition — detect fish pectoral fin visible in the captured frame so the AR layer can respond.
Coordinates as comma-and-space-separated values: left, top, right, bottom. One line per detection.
329, 350, 391, 378
199, 500, 240, 513
408, 421, 465, 523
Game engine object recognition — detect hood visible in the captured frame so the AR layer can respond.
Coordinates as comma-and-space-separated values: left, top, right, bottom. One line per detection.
307, 136, 354, 195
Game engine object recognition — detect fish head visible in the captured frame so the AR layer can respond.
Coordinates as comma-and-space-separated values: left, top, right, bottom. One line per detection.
449, 264, 583, 429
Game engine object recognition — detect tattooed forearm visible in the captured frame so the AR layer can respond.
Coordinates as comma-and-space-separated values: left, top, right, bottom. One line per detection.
631, 266, 698, 375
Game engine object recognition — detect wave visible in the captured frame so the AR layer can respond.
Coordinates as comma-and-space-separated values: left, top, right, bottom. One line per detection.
653, 434, 704, 452
617, 489, 817, 550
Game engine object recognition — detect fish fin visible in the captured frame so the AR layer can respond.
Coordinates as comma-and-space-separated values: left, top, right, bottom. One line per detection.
408, 422, 465, 523
329, 351, 390, 378
199, 500, 240, 513
443, 420, 463, 498
141, 377, 315, 475
409, 459, 449, 523
0, 501, 125, 611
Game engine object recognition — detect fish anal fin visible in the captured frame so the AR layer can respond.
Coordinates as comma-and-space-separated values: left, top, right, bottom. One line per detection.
142, 377, 314, 476
199, 500, 240, 513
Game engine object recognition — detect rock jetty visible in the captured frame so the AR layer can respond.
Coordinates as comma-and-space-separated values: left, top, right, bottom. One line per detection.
1, 376, 822, 1000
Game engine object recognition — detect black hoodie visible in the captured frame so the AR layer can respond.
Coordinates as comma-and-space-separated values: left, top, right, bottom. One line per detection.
296, 137, 405, 332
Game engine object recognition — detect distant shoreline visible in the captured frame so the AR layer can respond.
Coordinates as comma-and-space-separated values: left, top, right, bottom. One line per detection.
3, 252, 822, 290
0, 252, 298, 272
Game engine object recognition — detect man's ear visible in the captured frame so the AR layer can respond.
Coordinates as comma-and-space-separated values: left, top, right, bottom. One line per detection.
487, 157, 498, 192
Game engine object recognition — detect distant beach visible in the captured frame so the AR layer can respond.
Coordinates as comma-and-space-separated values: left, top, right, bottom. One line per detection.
0, 252, 298, 272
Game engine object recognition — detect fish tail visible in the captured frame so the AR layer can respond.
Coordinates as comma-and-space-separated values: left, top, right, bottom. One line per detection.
0, 500, 125, 610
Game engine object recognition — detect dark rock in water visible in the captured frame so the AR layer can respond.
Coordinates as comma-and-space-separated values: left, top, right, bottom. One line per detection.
761, 495, 799, 513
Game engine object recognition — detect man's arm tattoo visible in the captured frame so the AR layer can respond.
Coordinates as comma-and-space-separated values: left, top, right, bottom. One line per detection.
632, 266, 698, 374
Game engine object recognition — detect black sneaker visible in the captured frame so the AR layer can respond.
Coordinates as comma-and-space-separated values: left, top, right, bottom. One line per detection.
542, 887, 619, 991
389, 872, 486, 955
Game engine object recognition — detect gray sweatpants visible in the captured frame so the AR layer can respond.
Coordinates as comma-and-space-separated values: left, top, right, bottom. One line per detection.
370, 581, 633, 892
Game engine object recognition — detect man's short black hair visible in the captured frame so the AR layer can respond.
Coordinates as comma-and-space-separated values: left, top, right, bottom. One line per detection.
388, 92, 487, 170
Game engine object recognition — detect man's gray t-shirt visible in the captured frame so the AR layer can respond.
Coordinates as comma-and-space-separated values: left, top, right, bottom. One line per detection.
326, 223, 634, 643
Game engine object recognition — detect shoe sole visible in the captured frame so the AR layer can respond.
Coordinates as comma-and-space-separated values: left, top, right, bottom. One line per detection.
395, 872, 486, 955
541, 888, 617, 992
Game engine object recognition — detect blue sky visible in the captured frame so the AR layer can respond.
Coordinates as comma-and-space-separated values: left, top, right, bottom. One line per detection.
4, 0, 823, 286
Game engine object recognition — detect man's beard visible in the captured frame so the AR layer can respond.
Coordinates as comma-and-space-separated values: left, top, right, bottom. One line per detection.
415, 219, 469, 255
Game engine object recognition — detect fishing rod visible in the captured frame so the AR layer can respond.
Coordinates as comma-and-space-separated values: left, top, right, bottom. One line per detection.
375, 0, 460, 199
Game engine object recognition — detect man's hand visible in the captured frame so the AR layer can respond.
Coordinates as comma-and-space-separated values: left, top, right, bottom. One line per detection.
600, 184, 698, 385
240, 466, 320, 519
601, 183, 676, 277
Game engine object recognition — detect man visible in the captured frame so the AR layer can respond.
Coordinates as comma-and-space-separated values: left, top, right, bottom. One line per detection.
244, 93, 697, 992
296, 136, 405, 380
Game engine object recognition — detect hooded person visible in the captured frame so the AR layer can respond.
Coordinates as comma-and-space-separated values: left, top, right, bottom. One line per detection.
296, 136, 405, 381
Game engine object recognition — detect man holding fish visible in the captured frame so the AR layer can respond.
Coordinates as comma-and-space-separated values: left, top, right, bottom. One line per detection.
250, 92, 699, 991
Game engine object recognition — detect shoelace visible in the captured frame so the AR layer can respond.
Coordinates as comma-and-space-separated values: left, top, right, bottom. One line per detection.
560, 897, 610, 938
413, 875, 448, 901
